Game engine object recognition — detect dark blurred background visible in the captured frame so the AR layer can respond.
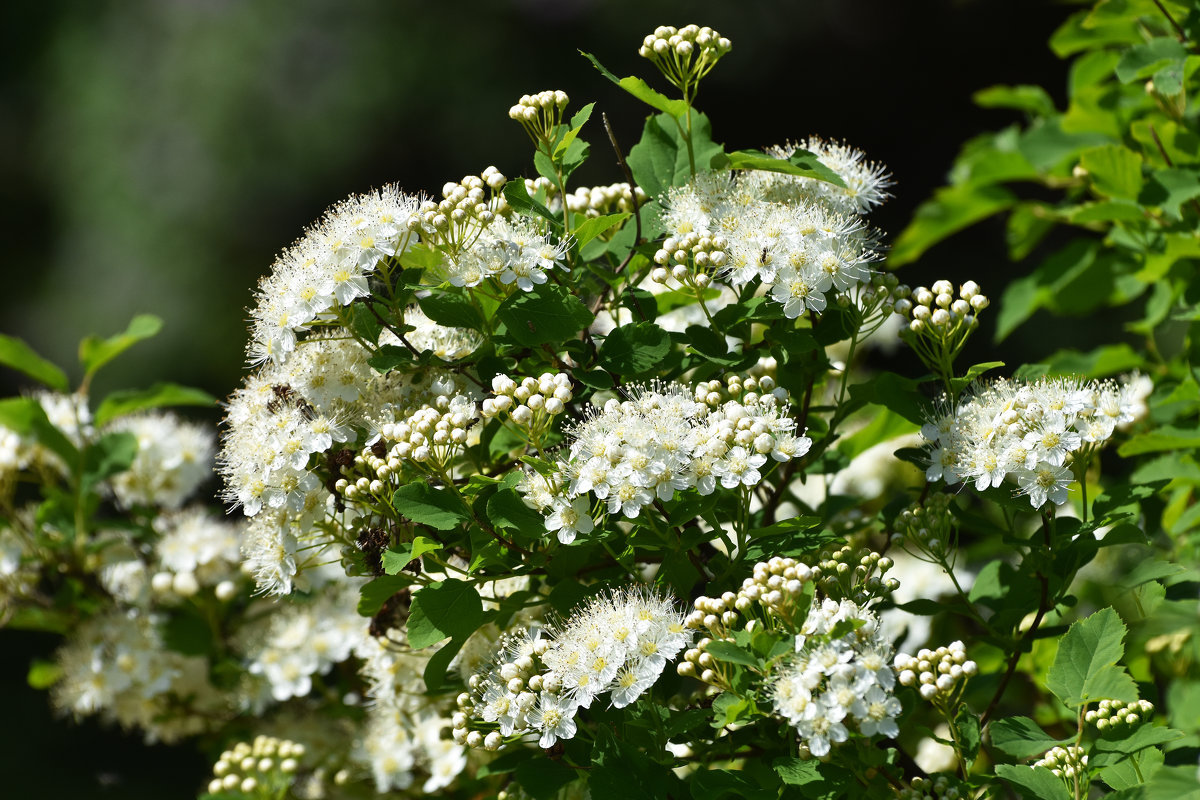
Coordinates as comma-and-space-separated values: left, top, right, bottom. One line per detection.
0, 0, 1072, 795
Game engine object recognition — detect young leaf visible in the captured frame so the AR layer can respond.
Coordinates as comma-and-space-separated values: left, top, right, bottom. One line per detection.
572, 212, 631, 251
407, 579, 483, 649
94, 383, 217, 426
1046, 607, 1139, 708
0, 334, 69, 392
79, 314, 163, 379
392, 483, 469, 530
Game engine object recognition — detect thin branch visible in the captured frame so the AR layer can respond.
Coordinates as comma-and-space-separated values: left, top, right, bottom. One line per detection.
1151, 0, 1188, 43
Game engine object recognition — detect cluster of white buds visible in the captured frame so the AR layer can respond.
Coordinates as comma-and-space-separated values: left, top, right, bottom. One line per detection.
893, 279, 988, 346
810, 545, 899, 604
412, 167, 507, 255
677, 636, 731, 690
453, 634, 551, 752
481, 372, 573, 439
638, 25, 731, 94
651, 230, 728, 290
509, 90, 570, 146
1035, 745, 1088, 779
1085, 698, 1154, 731
892, 493, 956, 562
689, 557, 814, 634
897, 776, 962, 800
207, 735, 305, 796
564, 182, 647, 218
895, 641, 977, 701
692, 374, 783, 409
848, 272, 903, 321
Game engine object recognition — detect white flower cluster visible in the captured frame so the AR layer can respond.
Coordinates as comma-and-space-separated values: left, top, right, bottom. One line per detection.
1035, 745, 1088, 780
923, 374, 1151, 508
207, 735, 305, 797
106, 412, 214, 510
247, 185, 420, 365
242, 581, 369, 704
654, 145, 887, 318
481, 371, 573, 438
443, 215, 570, 291
52, 608, 226, 743
894, 641, 977, 702
357, 636, 467, 794
455, 589, 689, 750
344, 392, 478, 489
753, 138, 894, 216
527, 381, 808, 538
638, 25, 732, 87
770, 599, 899, 757
417, 167, 507, 256
684, 556, 814, 645
1085, 698, 1154, 731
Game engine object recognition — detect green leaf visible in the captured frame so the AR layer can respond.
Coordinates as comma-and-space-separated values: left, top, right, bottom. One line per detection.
704, 640, 758, 667
502, 180, 560, 228
1093, 724, 1184, 756
26, 659, 63, 690
381, 536, 441, 575
889, 183, 1016, 267
598, 321, 672, 377
627, 111, 723, 198
496, 283, 593, 347
1140, 167, 1200, 220
357, 575, 414, 617
773, 756, 821, 787
0, 396, 77, 466
417, 291, 484, 332
581, 51, 689, 117
973, 84, 1056, 117
691, 768, 778, 800
955, 707, 981, 763
94, 383, 217, 426
78, 314, 163, 379
516, 757, 578, 800
554, 101, 595, 160
950, 361, 1006, 395
847, 372, 928, 425
1080, 145, 1144, 199
990, 717, 1070, 758
422, 635, 466, 693
1115, 37, 1188, 83
392, 483, 468, 530
407, 579, 483, 649
81, 431, 138, 495
837, 408, 918, 460
1046, 607, 1139, 708
572, 212, 631, 250
1119, 425, 1200, 457
683, 324, 740, 366
713, 149, 845, 187
486, 489, 544, 534
995, 764, 1073, 800
0, 334, 68, 391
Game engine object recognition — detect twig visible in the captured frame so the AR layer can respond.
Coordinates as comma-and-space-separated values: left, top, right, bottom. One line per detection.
589, 114, 646, 317
1151, 0, 1188, 43
1149, 123, 1200, 218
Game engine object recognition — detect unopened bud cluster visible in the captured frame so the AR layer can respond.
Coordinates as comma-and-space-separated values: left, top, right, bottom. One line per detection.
564, 182, 647, 219
892, 493, 956, 561
810, 545, 898, 604
638, 25, 731, 94
337, 396, 478, 498
207, 735, 305, 796
1035, 745, 1088, 779
481, 372, 573, 438
509, 90, 570, 147
893, 280, 988, 335
692, 372, 784, 409
1085, 698, 1154, 732
686, 557, 813, 640
895, 641, 977, 701
651, 231, 729, 290
897, 776, 962, 800
413, 167, 507, 254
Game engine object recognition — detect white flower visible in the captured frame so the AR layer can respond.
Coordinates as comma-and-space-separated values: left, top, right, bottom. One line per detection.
544, 496, 595, 544
1015, 461, 1072, 508
527, 691, 579, 748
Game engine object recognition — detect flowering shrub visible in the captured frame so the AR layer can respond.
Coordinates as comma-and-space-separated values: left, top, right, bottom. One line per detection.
2, 10, 1198, 800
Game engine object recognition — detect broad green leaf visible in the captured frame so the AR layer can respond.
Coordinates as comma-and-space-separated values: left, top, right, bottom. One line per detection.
407, 579, 483, 649
357, 575, 414, 617
581, 51, 689, 117
554, 101, 595, 160
995, 764, 1073, 800
1050, 9, 1142, 58
690, 768, 778, 800
1080, 145, 1144, 199
1046, 607, 1139, 708
486, 488, 545, 534
627, 111, 723, 198
1119, 425, 1200, 456
847, 372, 927, 425
94, 382, 217, 426
1117, 559, 1187, 589
598, 321, 672, 377
713, 149, 846, 187
704, 640, 758, 667
392, 483, 468, 530
0, 334, 68, 391
1115, 37, 1188, 83
381, 536, 442, 575
950, 361, 1006, 395
79, 314, 163, 379
1139, 168, 1200, 219
572, 212, 630, 250
496, 284, 593, 347
1093, 724, 1184, 756
417, 291, 484, 332
423, 635, 466, 693
990, 716, 1071, 758
889, 184, 1016, 267
684, 324, 740, 367
974, 84, 1056, 117
515, 757, 578, 800
502, 180, 560, 228
955, 707, 982, 763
